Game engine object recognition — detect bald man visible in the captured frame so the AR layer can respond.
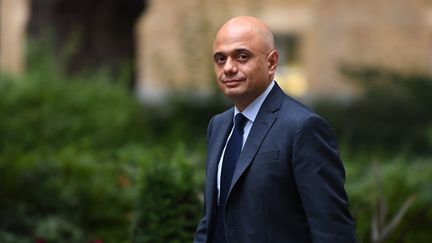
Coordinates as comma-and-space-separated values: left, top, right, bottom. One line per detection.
194, 16, 356, 243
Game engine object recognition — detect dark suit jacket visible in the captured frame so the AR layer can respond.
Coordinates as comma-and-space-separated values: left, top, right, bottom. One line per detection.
195, 83, 356, 243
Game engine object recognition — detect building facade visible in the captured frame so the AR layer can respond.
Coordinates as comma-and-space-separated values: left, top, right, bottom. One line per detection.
1, 0, 431, 103
135, 0, 432, 102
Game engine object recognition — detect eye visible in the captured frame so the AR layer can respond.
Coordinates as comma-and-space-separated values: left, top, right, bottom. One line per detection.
238, 53, 249, 61
214, 54, 226, 65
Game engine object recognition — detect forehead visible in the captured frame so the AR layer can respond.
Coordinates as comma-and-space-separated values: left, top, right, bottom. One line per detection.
213, 26, 264, 54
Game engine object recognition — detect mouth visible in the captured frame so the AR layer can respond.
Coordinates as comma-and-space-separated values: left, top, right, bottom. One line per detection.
223, 79, 243, 88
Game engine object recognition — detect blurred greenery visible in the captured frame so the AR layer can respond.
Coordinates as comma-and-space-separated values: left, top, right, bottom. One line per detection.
315, 65, 432, 155
344, 155, 432, 243
0, 38, 217, 243
131, 146, 203, 243
0, 40, 431, 242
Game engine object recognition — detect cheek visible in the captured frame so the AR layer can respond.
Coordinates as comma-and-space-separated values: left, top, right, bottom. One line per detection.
238, 65, 248, 75
241, 66, 256, 80
214, 67, 223, 79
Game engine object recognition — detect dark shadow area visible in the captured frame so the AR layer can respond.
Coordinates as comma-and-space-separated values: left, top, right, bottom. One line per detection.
28, 0, 147, 89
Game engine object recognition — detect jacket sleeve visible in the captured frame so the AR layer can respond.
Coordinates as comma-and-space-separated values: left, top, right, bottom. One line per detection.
194, 115, 216, 243
292, 116, 356, 242
194, 213, 208, 243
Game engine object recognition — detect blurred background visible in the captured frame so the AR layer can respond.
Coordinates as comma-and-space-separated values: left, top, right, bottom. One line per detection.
0, 0, 431, 242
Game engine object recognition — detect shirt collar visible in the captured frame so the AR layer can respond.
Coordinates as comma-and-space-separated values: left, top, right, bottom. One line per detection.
234, 80, 275, 123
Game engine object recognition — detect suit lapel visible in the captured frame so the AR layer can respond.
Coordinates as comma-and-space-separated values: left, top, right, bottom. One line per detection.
228, 84, 284, 197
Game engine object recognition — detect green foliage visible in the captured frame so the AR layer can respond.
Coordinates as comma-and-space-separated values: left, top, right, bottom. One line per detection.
345, 156, 432, 243
0, 39, 208, 242
131, 146, 202, 243
0, 70, 147, 152
13, 36, 161, 150
0, 146, 138, 242
314, 66, 432, 154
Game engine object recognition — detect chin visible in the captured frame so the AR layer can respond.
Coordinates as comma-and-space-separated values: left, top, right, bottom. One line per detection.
224, 92, 246, 103
223, 87, 242, 97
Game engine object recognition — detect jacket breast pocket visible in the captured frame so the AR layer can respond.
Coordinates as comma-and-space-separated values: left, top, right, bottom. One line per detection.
254, 150, 279, 164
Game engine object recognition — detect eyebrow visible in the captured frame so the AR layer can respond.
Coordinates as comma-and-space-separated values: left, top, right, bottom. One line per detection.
213, 52, 224, 58
213, 48, 251, 57
234, 48, 250, 53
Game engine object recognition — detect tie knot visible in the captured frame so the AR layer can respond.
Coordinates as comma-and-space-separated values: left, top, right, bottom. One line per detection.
235, 113, 248, 130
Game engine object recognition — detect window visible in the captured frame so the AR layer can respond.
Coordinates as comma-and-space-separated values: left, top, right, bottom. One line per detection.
274, 33, 308, 97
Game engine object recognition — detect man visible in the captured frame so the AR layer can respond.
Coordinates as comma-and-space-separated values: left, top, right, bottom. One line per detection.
194, 16, 356, 243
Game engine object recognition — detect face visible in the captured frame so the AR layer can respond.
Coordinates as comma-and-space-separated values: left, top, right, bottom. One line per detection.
213, 20, 278, 111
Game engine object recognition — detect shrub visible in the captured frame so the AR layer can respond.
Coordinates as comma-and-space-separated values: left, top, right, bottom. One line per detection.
131, 146, 203, 243
345, 156, 432, 243
0, 73, 149, 152
0, 43, 208, 241
314, 66, 432, 155
0, 146, 138, 242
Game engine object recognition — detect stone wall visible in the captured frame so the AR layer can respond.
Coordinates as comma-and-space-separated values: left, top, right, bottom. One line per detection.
1, 0, 431, 101
305, 0, 430, 99
136, 0, 432, 101
0, 0, 30, 76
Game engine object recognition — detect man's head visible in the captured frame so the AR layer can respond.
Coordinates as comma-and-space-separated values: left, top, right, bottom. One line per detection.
213, 16, 278, 111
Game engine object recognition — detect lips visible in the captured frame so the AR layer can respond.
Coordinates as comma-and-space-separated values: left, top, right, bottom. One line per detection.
224, 79, 242, 82
223, 79, 243, 88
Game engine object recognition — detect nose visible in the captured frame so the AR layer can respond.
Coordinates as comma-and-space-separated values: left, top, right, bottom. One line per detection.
223, 57, 238, 76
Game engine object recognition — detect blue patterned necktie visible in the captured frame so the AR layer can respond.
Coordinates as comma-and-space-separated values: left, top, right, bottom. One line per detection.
219, 113, 248, 206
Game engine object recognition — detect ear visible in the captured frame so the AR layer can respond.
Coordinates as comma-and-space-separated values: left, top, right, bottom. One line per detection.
267, 50, 278, 75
